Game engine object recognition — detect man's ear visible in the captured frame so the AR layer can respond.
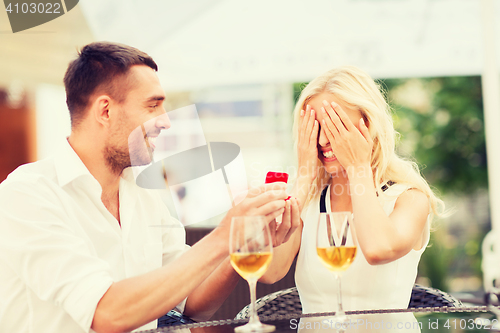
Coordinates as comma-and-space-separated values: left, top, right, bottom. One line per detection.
91, 95, 113, 128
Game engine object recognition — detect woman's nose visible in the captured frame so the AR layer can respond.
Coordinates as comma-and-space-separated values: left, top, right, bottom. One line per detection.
318, 127, 329, 147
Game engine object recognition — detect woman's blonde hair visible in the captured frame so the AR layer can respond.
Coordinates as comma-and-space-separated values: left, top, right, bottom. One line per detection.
292, 65, 443, 218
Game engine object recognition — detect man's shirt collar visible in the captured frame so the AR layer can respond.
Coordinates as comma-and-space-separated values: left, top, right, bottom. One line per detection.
53, 138, 139, 189
54, 139, 97, 188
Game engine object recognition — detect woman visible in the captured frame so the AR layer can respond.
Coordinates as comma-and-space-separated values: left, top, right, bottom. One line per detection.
261, 66, 443, 313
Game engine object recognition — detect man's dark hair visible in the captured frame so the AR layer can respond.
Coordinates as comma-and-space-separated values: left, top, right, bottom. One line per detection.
63, 42, 158, 127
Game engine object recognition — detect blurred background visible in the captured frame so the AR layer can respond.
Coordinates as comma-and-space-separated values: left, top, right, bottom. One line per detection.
1, 0, 500, 315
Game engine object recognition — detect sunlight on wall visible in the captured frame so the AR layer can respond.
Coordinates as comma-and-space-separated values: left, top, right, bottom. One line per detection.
36, 84, 71, 160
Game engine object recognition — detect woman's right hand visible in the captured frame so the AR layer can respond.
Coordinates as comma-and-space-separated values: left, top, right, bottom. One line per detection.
297, 104, 320, 182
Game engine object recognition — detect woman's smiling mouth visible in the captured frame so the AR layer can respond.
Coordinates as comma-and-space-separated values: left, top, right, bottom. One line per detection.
320, 148, 337, 161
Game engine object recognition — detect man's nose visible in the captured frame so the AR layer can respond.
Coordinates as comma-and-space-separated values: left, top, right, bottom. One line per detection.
155, 112, 171, 130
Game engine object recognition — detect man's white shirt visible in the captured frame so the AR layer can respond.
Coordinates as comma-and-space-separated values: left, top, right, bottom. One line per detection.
0, 139, 189, 332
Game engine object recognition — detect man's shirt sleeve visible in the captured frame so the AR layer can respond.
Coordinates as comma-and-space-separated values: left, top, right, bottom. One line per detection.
0, 180, 114, 332
158, 197, 191, 313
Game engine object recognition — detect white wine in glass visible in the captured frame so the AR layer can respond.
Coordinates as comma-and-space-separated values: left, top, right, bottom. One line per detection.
316, 212, 357, 322
230, 252, 273, 280
230, 216, 275, 333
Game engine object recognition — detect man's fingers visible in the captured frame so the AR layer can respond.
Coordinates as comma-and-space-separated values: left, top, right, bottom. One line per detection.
247, 182, 287, 198
262, 182, 287, 191
248, 187, 288, 208
264, 207, 285, 225
253, 199, 286, 217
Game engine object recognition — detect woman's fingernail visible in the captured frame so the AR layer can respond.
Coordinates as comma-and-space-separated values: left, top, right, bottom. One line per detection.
361, 118, 365, 125
321, 107, 326, 113
300, 109, 304, 116
322, 100, 329, 106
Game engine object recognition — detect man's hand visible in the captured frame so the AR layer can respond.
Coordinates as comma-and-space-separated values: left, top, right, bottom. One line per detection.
219, 182, 301, 248
222, 182, 289, 228
181, 182, 293, 320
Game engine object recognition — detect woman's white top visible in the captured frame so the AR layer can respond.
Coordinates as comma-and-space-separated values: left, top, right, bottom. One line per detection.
295, 183, 430, 313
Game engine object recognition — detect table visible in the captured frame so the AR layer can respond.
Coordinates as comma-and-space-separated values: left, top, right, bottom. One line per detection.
140, 306, 500, 333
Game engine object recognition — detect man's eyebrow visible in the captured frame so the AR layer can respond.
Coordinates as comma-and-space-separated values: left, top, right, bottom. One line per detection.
145, 95, 165, 103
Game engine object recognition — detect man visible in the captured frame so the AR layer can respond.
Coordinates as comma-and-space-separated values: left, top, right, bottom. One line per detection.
0, 42, 300, 333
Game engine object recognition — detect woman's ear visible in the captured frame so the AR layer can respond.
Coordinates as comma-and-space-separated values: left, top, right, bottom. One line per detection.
362, 115, 369, 128
355, 115, 369, 131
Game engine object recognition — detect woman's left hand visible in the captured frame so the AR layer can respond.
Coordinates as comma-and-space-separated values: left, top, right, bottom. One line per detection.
320, 100, 373, 173
269, 197, 301, 247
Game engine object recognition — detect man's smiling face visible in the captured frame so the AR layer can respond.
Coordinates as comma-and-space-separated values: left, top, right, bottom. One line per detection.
104, 65, 171, 173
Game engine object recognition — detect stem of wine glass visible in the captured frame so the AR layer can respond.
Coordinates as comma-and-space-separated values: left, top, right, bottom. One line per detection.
334, 273, 346, 317
248, 278, 260, 325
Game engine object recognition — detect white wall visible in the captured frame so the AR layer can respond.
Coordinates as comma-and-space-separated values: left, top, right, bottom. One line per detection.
36, 84, 71, 160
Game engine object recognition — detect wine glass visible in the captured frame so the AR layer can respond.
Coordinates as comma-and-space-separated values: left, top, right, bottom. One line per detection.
230, 216, 275, 333
316, 212, 357, 323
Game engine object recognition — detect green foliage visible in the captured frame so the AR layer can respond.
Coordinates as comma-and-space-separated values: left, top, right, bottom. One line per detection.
293, 82, 309, 105
380, 76, 487, 195
417, 233, 453, 291
380, 76, 487, 291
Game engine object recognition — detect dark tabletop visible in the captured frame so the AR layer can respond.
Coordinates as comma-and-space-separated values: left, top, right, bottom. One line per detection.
140, 306, 500, 333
